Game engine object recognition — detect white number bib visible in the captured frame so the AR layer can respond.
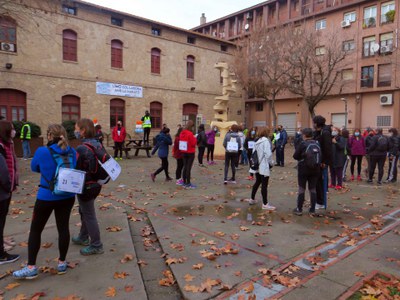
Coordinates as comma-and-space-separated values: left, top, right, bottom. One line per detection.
100, 157, 121, 181
57, 168, 86, 194
248, 141, 255, 149
179, 141, 188, 151
227, 140, 239, 151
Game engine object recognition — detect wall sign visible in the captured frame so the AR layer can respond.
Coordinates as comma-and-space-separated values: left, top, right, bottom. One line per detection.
96, 82, 143, 98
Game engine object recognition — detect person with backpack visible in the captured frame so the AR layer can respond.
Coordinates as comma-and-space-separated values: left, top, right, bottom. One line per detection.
246, 127, 275, 210
386, 127, 399, 183
72, 118, 105, 256
205, 126, 217, 165
329, 127, 347, 190
223, 124, 242, 184
179, 120, 197, 189
0, 120, 20, 265
367, 128, 389, 184
292, 128, 321, 216
348, 129, 366, 181
196, 124, 207, 167
112, 121, 126, 160
13, 124, 76, 279
151, 127, 173, 182
244, 128, 257, 180
173, 127, 184, 185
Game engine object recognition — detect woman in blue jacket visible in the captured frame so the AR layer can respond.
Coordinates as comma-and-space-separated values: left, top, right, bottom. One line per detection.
151, 127, 173, 181
13, 124, 77, 279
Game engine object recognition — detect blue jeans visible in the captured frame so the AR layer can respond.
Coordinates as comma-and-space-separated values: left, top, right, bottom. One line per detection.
240, 149, 248, 164
22, 140, 31, 158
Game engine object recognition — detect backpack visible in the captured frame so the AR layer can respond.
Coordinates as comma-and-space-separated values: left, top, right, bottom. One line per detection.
83, 143, 111, 185
249, 149, 260, 171
376, 136, 389, 152
44, 147, 76, 196
303, 141, 321, 170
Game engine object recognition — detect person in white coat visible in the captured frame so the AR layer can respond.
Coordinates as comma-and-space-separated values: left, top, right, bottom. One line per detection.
247, 127, 276, 210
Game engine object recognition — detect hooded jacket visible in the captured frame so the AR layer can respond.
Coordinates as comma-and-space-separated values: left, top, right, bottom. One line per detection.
152, 132, 172, 158
112, 125, 126, 143
223, 131, 242, 153
205, 130, 216, 145
197, 130, 207, 148
179, 129, 197, 154
31, 143, 77, 201
368, 134, 389, 156
313, 125, 332, 166
249, 137, 273, 176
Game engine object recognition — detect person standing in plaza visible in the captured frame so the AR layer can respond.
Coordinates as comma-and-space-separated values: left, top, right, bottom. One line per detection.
312, 115, 332, 209
196, 124, 207, 167
0, 120, 20, 265
72, 118, 105, 256
348, 129, 366, 181
292, 128, 321, 216
112, 121, 126, 160
20, 119, 31, 160
329, 127, 347, 190
173, 127, 184, 185
151, 127, 173, 182
205, 126, 217, 165
223, 124, 241, 184
246, 127, 275, 210
179, 120, 197, 189
275, 125, 287, 167
244, 128, 257, 180
141, 110, 152, 145
367, 128, 389, 185
94, 124, 104, 146
13, 124, 76, 279
386, 127, 399, 183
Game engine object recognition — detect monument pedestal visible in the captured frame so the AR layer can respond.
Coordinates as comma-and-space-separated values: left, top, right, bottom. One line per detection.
211, 121, 237, 157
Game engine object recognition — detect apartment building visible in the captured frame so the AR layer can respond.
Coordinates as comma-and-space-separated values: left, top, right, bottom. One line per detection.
194, 0, 400, 134
0, 0, 242, 135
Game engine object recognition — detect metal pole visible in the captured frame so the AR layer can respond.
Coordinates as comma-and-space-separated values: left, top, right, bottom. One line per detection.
344, 99, 348, 129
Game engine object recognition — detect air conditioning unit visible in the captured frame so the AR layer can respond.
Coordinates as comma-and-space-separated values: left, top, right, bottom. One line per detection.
380, 45, 391, 54
0, 42, 15, 52
341, 19, 351, 28
246, 12, 253, 20
380, 94, 393, 105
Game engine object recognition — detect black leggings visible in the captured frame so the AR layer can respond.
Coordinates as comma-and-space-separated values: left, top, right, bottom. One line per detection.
114, 142, 123, 158
350, 155, 363, 176
175, 158, 183, 180
251, 173, 269, 205
143, 127, 151, 144
0, 197, 11, 255
198, 147, 206, 165
28, 197, 75, 265
207, 144, 215, 162
182, 153, 195, 185
154, 157, 170, 178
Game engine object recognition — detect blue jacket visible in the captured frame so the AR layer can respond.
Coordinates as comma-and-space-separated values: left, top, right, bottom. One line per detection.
152, 133, 172, 158
31, 143, 77, 201
276, 129, 288, 147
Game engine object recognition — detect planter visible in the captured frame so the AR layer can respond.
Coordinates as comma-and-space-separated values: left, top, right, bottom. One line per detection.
13, 137, 44, 157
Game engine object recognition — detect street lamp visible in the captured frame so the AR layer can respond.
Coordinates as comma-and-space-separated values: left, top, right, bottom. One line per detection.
341, 97, 348, 129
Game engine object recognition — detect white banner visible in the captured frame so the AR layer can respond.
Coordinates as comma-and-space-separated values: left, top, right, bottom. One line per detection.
96, 82, 143, 98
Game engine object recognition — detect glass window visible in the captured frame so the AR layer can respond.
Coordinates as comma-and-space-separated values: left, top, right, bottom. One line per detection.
378, 64, 392, 87
151, 48, 161, 74
152, 27, 161, 36
315, 19, 326, 30
363, 6, 377, 28
187, 36, 196, 44
150, 102, 162, 129
363, 36, 377, 57
342, 69, 353, 80
62, 5, 76, 15
111, 17, 123, 27
315, 46, 326, 56
0, 106, 6, 119
0, 17, 17, 52
381, 1, 395, 24
186, 55, 195, 79
62, 95, 80, 121
110, 99, 125, 128
380, 32, 394, 53
111, 39, 123, 68
255, 102, 263, 111
62, 29, 77, 62
344, 11, 356, 22
343, 40, 355, 51
361, 66, 374, 88
377, 115, 391, 127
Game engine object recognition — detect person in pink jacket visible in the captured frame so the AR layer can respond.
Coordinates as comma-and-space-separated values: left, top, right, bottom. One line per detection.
112, 121, 126, 160
348, 128, 366, 181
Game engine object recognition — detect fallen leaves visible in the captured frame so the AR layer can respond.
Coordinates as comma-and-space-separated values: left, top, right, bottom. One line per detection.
120, 254, 134, 264
106, 226, 122, 232
192, 263, 204, 270
105, 287, 116, 297
159, 270, 175, 287
184, 273, 195, 282
5, 282, 20, 290
113, 272, 129, 279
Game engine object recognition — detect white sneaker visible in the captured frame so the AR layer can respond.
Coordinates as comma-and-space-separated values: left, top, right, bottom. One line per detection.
246, 199, 257, 205
262, 203, 276, 211
315, 204, 325, 210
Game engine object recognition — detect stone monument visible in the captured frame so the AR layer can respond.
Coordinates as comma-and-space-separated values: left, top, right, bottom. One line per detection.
211, 62, 238, 156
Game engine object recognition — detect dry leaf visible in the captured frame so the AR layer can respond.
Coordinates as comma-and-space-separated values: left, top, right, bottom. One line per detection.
184, 274, 195, 282
120, 254, 134, 264
114, 272, 129, 279
30, 292, 46, 300
106, 226, 122, 232
192, 263, 204, 270
5, 282, 20, 290
124, 285, 134, 293
244, 282, 254, 293
105, 287, 116, 297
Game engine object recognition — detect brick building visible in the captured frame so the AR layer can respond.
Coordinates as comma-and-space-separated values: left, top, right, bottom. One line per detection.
0, 0, 243, 136
193, 0, 400, 135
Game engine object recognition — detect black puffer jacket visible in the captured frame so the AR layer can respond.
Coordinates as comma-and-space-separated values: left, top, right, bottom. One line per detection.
368, 134, 389, 156
389, 135, 400, 156
313, 125, 332, 166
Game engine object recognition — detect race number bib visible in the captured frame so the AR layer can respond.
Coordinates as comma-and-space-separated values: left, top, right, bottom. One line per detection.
179, 141, 188, 151
57, 168, 86, 194
227, 140, 239, 151
101, 157, 121, 181
248, 141, 255, 149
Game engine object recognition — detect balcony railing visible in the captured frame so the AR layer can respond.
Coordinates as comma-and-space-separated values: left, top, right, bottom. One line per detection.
362, 17, 376, 28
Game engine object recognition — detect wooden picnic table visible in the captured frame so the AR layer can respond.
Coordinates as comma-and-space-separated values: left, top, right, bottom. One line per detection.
125, 139, 152, 158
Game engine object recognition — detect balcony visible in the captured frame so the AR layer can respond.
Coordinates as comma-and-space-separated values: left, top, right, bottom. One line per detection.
381, 11, 395, 25
362, 17, 376, 28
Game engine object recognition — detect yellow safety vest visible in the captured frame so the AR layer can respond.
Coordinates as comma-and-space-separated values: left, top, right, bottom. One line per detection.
20, 124, 31, 140
142, 116, 152, 128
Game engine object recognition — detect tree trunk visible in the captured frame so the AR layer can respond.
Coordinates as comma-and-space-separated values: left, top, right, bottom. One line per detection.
270, 94, 277, 128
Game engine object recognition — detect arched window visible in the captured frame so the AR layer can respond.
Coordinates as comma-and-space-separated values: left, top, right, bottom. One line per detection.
150, 101, 162, 129
182, 103, 198, 128
62, 95, 80, 121
0, 89, 26, 121
111, 39, 123, 68
151, 48, 161, 74
63, 29, 77, 61
0, 17, 17, 52
186, 55, 195, 79
110, 99, 125, 127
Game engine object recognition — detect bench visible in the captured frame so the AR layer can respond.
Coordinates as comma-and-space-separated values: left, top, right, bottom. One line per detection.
112, 146, 132, 159
132, 145, 152, 158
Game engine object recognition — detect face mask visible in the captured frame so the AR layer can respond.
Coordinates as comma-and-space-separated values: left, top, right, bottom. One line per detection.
251, 131, 256, 135
214, 128, 217, 132
11, 129, 16, 138
354, 132, 360, 137
74, 131, 81, 139
332, 131, 338, 137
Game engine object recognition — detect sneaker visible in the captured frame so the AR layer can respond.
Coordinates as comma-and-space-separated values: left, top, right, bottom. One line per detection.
350, 175, 354, 181
166, 177, 173, 181
377, 181, 382, 185
13, 265, 38, 280
315, 204, 325, 210
367, 179, 373, 183
224, 180, 228, 185
176, 179, 184, 185
247, 199, 257, 205
199, 164, 206, 168
184, 183, 197, 189
211, 161, 217, 165
335, 185, 342, 190
228, 179, 236, 184
150, 173, 155, 182
247, 175, 254, 180
80, 245, 104, 256
357, 175, 362, 181
0, 252, 20, 265
328, 184, 335, 188
262, 203, 276, 211
293, 208, 303, 216
72, 236, 89, 246
57, 261, 68, 275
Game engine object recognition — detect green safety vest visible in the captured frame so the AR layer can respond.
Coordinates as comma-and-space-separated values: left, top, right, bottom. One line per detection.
20, 124, 31, 140
272, 132, 277, 144
142, 116, 152, 128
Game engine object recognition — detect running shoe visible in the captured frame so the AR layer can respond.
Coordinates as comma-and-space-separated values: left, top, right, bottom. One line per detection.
57, 261, 68, 275
80, 246, 104, 256
0, 252, 20, 265
262, 203, 276, 211
13, 266, 38, 280
71, 236, 90, 246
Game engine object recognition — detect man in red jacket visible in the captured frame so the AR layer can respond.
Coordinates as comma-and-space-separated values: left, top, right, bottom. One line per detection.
112, 121, 126, 160
179, 120, 197, 189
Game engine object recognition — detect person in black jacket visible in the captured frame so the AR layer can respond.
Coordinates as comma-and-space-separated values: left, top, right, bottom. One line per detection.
364, 128, 375, 178
312, 116, 332, 209
386, 127, 399, 183
293, 128, 321, 216
367, 128, 388, 184
329, 127, 347, 190
197, 124, 207, 167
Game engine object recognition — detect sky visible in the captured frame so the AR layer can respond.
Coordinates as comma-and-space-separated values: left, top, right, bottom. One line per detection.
83, 0, 264, 29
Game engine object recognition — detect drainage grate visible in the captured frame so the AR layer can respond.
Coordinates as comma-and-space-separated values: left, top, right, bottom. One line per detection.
282, 264, 314, 280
